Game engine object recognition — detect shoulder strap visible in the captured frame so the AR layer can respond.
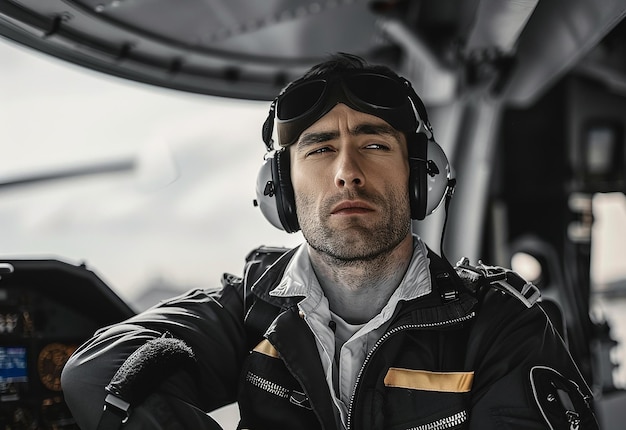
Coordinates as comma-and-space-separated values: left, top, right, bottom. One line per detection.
426, 246, 472, 304
428, 247, 541, 308
241, 246, 292, 349
455, 258, 541, 308
243, 245, 291, 285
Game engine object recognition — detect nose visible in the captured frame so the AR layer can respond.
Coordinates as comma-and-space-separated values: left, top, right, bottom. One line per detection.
334, 149, 365, 189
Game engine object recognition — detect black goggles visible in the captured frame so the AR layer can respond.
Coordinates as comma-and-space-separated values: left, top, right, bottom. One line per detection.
270, 71, 431, 147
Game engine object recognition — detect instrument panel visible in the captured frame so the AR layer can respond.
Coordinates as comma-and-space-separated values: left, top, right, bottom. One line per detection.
0, 260, 135, 429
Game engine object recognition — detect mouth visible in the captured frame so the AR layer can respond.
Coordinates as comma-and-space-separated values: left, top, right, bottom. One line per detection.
330, 200, 375, 215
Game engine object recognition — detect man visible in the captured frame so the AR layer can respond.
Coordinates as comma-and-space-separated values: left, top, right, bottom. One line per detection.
62, 53, 598, 430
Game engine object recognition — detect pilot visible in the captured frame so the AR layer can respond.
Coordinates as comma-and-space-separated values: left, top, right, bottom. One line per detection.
62, 53, 599, 430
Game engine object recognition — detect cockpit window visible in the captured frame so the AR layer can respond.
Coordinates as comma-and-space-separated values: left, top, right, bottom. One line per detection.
591, 192, 626, 388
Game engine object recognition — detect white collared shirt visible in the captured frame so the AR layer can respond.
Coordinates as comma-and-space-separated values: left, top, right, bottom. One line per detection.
269, 235, 432, 428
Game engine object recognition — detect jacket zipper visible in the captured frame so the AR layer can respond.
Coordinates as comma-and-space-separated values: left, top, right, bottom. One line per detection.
409, 410, 467, 430
246, 371, 289, 399
246, 371, 312, 409
346, 311, 476, 430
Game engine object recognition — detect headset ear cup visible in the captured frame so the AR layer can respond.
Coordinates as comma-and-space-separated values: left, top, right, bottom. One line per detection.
424, 139, 451, 217
408, 135, 451, 220
272, 150, 299, 233
254, 150, 300, 233
409, 134, 428, 220
255, 154, 285, 231
255, 150, 299, 232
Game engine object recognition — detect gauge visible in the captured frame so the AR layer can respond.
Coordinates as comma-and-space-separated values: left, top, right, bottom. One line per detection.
37, 343, 77, 391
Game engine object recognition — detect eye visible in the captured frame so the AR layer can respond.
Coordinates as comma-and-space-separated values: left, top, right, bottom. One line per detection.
364, 143, 391, 151
306, 146, 334, 157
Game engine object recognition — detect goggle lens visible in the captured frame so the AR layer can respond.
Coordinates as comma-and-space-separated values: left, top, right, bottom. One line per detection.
276, 80, 326, 120
343, 74, 407, 108
274, 71, 419, 146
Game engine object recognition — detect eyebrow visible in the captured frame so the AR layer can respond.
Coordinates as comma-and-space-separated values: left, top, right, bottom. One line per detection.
297, 131, 339, 148
352, 123, 402, 140
296, 122, 402, 150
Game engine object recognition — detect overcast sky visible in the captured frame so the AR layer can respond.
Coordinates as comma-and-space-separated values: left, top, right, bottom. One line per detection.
0, 38, 303, 306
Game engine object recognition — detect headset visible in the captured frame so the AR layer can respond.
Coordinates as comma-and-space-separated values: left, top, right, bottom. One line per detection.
254, 73, 454, 234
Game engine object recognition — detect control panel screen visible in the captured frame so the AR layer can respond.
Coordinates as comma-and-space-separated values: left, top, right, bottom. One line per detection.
0, 346, 27, 383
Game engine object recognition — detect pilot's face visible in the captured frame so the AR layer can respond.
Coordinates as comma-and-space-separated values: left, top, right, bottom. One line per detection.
290, 104, 412, 261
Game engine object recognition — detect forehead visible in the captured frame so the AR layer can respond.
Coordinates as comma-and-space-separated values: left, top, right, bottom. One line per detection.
291, 104, 407, 153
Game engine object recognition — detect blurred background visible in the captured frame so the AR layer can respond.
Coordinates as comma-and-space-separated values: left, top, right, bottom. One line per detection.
2, 0, 626, 428
2, 26, 626, 430
0, 38, 304, 309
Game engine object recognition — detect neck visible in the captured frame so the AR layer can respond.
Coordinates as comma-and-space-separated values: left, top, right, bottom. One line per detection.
308, 234, 414, 324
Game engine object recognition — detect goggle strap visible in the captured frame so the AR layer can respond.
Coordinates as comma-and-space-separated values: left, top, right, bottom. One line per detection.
401, 78, 435, 140
407, 95, 434, 141
403, 79, 429, 121
262, 100, 277, 151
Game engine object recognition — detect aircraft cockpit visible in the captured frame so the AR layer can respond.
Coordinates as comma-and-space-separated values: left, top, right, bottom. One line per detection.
0, 260, 134, 428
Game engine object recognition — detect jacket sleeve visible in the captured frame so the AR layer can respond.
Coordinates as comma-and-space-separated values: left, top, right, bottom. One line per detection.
61, 278, 247, 430
467, 288, 599, 429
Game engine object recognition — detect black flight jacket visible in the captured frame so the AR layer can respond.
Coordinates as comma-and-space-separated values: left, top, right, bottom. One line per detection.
62, 246, 599, 430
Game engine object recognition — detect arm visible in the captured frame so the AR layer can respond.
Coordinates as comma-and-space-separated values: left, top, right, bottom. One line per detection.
61, 281, 247, 430
467, 288, 598, 429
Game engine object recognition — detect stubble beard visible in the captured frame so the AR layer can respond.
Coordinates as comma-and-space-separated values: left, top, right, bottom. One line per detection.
296, 187, 412, 266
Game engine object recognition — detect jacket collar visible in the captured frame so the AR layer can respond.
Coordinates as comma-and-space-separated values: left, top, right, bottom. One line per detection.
249, 238, 477, 326
250, 245, 301, 308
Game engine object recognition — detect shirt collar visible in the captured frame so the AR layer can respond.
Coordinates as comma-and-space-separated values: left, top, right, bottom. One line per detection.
270, 234, 432, 303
